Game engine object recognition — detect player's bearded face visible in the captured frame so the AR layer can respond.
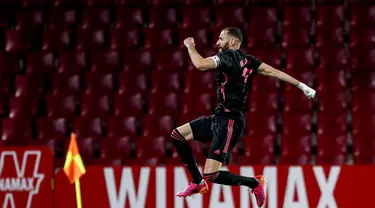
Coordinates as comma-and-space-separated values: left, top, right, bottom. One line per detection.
217, 41, 230, 52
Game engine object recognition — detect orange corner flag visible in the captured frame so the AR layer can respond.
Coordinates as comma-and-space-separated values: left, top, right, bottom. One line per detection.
64, 133, 86, 184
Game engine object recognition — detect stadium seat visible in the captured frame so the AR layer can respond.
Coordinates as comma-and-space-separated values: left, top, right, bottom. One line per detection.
350, 5, 375, 27
36, 118, 67, 141
352, 91, 375, 113
48, 8, 77, 28
246, 112, 277, 134
284, 85, 314, 113
0, 75, 11, 95
82, 8, 110, 29
351, 71, 375, 92
123, 49, 153, 72
216, 0, 247, 5
5, 30, 29, 53
58, 51, 87, 74
0, 9, 9, 29
350, 48, 375, 71
155, 48, 185, 71
21, 0, 48, 7
45, 94, 77, 119
316, 5, 345, 29
216, 6, 246, 31
282, 27, 311, 48
99, 136, 132, 164
252, 49, 283, 69
8, 96, 38, 118
51, 74, 81, 96
16, 9, 43, 31
284, 67, 314, 87
152, 0, 180, 5
249, 7, 278, 29
76, 28, 107, 51
317, 47, 349, 69
285, 48, 316, 70
110, 28, 142, 50
316, 134, 348, 165
315, 27, 345, 48
280, 134, 312, 165
118, 72, 148, 94
132, 136, 167, 165
115, 8, 144, 28
283, 6, 312, 28
282, 113, 312, 136
73, 116, 103, 138
182, 92, 213, 115
317, 113, 347, 136
107, 116, 139, 137
84, 73, 114, 94
350, 28, 375, 49
75, 136, 96, 164
181, 7, 211, 29
184, 70, 215, 93
148, 7, 178, 28
90, 50, 121, 73
249, 91, 279, 114
53, 0, 78, 6
25, 51, 55, 74
42, 27, 72, 51
242, 134, 275, 165
316, 68, 346, 93
352, 113, 375, 139
82, 0, 112, 6
352, 134, 375, 164
0, 52, 20, 74
142, 115, 175, 137
80, 93, 111, 119
14, 75, 43, 98
149, 92, 180, 116
1, 118, 31, 145
113, 92, 145, 117
151, 71, 182, 93
118, 0, 148, 6
179, 28, 210, 47
182, 0, 211, 5
318, 87, 347, 114
144, 28, 176, 49
247, 27, 277, 49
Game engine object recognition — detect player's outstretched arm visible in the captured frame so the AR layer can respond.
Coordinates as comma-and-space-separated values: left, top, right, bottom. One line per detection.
257, 63, 316, 99
183, 37, 216, 71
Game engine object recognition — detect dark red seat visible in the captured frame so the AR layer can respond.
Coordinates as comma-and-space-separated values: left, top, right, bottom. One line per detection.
179, 28, 210, 47
115, 8, 144, 29
216, 7, 245, 31
0, 75, 11, 95
283, 6, 312, 28
182, 0, 210, 5
283, 85, 314, 114
45, 94, 77, 119
82, 8, 110, 29
75, 136, 96, 164
352, 91, 375, 114
107, 116, 138, 137
42, 27, 72, 51
80, 93, 111, 119
58, 51, 87, 74
317, 68, 346, 94
0, 95, 6, 117
155, 48, 185, 71
0, 52, 20, 75
149, 92, 180, 116
242, 134, 275, 165
352, 133, 375, 164
53, 0, 79, 6
76, 28, 107, 51
280, 133, 312, 165
317, 113, 347, 136
25, 51, 55, 74
132, 136, 167, 165
99, 136, 132, 164
110, 28, 142, 50
148, 7, 178, 28
90, 50, 120, 73
151, 71, 182, 93
351, 71, 375, 92
82, 0, 112, 6
51, 74, 81, 95
1, 118, 31, 145
316, 134, 348, 165
144, 28, 176, 49
249, 91, 279, 114
142, 115, 175, 137
283, 113, 312, 136
317, 47, 349, 69
5, 30, 29, 53
73, 116, 102, 138
21, 0, 48, 7
152, 0, 180, 5
8, 96, 38, 118
16, 9, 44, 31
113, 92, 145, 117
247, 112, 277, 134
352, 113, 375, 140
285, 48, 316, 70
181, 7, 211, 29
123, 49, 153, 72
247, 27, 277, 49
316, 5, 345, 29
184, 70, 215, 93
282, 27, 311, 48
182, 92, 213, 115
36, 118, 67, 141
118, 0, 148, 6
48, 8, 77, 28
318, 89, 347, 114
252, 49, 282, 69
350, 48, 375, 71
350, 28, 375, 49
249, 7, 277, 29
118, 72, 148, 94
315, 27, 345, 48
350, 5, 375, 27
84, 73, 114, 94
14, 74, 44, 98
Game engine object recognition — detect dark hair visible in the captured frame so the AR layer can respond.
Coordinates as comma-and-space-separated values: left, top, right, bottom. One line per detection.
223, 27, 243, 43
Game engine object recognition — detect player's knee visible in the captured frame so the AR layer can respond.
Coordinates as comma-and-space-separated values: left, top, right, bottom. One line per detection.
171, 128, 188, 143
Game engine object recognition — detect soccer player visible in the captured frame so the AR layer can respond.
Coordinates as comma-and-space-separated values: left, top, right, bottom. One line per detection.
171, 27, 316, 207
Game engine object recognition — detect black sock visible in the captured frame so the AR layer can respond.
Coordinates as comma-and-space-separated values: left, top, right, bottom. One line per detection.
172, 129, 203, 184
204, 171, 259, 189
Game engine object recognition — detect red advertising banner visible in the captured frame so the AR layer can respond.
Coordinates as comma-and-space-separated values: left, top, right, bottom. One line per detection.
0, 146, 54, 208
54, 165, 375, 208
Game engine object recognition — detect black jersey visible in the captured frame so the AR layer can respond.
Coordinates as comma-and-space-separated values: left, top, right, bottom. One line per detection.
211, 49, 262, 115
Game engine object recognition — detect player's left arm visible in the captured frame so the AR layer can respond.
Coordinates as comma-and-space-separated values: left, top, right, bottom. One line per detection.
184, 37, 216, 71
257, 63, 316, 99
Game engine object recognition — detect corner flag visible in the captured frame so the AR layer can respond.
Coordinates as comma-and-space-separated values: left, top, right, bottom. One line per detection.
64, 133, 86, 208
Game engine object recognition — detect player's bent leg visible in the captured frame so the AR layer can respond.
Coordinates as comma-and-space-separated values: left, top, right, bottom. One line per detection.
172, 123, 207, 198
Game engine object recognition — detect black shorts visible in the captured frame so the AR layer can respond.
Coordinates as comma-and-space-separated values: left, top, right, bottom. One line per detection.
189, 113, 245, 165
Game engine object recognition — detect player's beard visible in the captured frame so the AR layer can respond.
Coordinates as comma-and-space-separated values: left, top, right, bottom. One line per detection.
218, 42, 230, 52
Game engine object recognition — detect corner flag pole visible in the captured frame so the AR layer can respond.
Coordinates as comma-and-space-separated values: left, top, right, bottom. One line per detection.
75, 179, 82, 208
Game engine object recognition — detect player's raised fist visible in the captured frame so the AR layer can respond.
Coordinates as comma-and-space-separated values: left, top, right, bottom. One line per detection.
184, 37, 195, 48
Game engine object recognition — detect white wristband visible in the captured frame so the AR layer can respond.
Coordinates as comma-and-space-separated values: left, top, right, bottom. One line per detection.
297, 82, 308, 91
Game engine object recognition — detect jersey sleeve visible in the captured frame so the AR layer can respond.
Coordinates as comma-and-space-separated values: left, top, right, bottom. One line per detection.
210, 50, 233, 68
247, 55, 262, 74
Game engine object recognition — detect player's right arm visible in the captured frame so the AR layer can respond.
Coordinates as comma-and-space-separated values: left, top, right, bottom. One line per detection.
257, 62, 316, 99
